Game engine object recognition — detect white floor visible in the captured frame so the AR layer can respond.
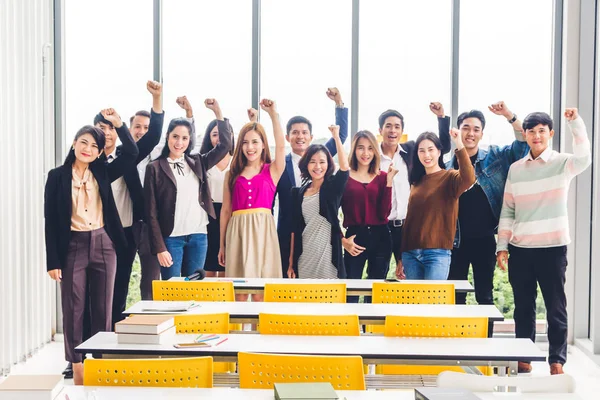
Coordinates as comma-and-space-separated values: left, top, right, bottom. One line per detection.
4, 337, 600, 399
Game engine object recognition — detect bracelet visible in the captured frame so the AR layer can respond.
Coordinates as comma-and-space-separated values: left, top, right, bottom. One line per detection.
507, 114, 517, 124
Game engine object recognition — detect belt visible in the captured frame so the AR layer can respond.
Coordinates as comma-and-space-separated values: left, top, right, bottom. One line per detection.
388, 219, 405, 228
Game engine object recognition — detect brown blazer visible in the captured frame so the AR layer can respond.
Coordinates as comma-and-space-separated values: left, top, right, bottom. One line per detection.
144, 118, 233, 254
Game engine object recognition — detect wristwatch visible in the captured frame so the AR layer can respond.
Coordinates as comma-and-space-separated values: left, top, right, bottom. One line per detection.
507, 114, 517, 124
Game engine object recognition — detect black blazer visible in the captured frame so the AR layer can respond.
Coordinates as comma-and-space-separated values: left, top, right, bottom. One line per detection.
100, 110, 164, 223
398, 116, 451, 175
144, 119, 233, 255
290, 169, 349, 278
44, 125, 139, 271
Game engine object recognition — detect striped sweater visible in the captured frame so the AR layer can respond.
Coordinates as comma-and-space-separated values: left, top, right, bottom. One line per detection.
496, 116, 591, 252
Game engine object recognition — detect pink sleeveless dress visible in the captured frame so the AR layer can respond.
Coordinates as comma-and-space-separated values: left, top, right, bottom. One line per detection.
225, 163, 282, 278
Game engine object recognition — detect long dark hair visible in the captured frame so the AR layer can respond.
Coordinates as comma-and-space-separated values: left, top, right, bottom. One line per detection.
298, 144, 335, 185
158, 118, 194, 159
409, 131, 446, 185
63, 125, 106, 165
199, 119, 235, 156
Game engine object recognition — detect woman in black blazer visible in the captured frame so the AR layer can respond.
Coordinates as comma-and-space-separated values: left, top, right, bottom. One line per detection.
44, 109, 138, 385
288, 125, 349, 279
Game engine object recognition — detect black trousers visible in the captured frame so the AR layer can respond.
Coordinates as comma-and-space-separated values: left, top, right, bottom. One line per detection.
111, 226, 137, 327
344, 225, 392, 303
448, 235, 497, 305
134, 221, 161, 301
388, 223, 403, 264
508, 244, 568, 365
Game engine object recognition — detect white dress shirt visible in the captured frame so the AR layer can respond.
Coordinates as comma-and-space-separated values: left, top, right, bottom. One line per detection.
107, 148, 134, 228
291, 152, 302, 186
379, 144, 410, 221
169, 156, 208, 236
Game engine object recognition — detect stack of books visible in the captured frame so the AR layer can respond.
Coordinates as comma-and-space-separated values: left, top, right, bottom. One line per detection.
0, 375, 64, 400
115, 314, 176, 344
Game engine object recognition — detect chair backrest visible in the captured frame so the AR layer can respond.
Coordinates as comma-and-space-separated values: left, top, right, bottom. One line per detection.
83, 357, 213, 387
384, 316, 488, 338
174, 313, 230, 334
372, 282, 455, 304
437, 371, 576, 393
238, 352, 365, 390
152, 280, 234, 301
258, 313, 360, 336
264, 283, 346, 303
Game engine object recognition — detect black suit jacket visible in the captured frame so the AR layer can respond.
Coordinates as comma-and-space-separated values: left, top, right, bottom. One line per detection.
44, 125, 139, 271
101, 110, 164, 223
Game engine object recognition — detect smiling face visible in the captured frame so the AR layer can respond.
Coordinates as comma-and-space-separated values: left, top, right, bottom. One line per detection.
525, 123, 554, 158
73, 133, 100, 164
209, 125, 220, 147
95, 122, 117, 153
459, 117, 483, 153
167, 125, 191, 159
417, 139, 441, 170
307, 150, 329, 181
131, 115, 150, 142
287, 122, 312, 155
242, 130, 264, 163
355, 137, 375, 167
379, 116, 403, 148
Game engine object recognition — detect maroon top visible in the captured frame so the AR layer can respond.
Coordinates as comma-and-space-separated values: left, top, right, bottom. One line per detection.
341, 172, 392, 227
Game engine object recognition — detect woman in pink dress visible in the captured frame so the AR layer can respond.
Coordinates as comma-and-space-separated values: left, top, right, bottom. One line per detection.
219, 99, 286, 301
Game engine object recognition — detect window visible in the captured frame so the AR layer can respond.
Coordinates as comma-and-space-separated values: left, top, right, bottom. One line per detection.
64, 0, 153, 150
359, 0, 452, 140
260, 0, 352, 147
163, 0, 252, 149
459, 0, 553, 147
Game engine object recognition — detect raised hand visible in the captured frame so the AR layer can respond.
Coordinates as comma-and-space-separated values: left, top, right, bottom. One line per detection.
564, 108, 579, 121
205, 98, 223, 120
386, 164, 398, 186
101, 108, 123, 128
326, 87, 343, 106
429, 102, 445, 118
147, 80, 162, 97
260, 98, 277, 115
488, 101, 513, 119
342, 235, 366, 257
176, 96, 193, 112
247, 108, 258, 123
450, 127, 463, 145
328, 125, 340, 139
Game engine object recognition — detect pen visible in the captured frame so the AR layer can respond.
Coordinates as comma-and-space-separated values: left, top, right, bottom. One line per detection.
195, 334, 217, 341
197, 336, 220, 343
214, 337, 229, 346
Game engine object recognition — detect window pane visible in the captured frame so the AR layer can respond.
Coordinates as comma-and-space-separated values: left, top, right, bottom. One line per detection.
65, 0, 153, 150
359, 0, 452, 140
459, 0, 553, 147
163, 0, 252, 148
261, 0, 352, 146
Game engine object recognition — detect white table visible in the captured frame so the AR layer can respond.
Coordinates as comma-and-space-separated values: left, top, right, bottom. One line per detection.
62, 386, 583, 400
125, 300, 504, 328
170, 277, 474, 296
76, 333, 545, 377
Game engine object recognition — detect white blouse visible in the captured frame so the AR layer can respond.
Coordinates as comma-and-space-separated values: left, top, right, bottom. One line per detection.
207, 161, 230, 203
169, 156, 208, 236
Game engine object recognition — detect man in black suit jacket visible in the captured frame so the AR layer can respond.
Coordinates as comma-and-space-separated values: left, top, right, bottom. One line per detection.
94, 81, 164, 326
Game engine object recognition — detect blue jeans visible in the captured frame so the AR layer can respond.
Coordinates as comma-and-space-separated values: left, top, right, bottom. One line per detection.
162, 233, 208, 280
402, 249, 451, 280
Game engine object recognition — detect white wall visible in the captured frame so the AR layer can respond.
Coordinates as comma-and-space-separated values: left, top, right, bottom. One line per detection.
0, 0, 56, 374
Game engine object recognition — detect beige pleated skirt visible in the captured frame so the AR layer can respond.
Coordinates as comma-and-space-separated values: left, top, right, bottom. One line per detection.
225, 208, 282, 278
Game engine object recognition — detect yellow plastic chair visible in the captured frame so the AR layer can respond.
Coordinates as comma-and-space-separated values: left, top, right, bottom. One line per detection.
238, 352, 365, 390
258, 313, 360, 336
152, 280, 235, 301
173, 313, 235, 373
264, 283, 346, 303
371, 282, 455, 304
83, 357, 213, 387
380, 316, 491, 375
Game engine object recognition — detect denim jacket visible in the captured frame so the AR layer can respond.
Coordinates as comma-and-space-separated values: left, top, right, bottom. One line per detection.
446, 129, 529, 248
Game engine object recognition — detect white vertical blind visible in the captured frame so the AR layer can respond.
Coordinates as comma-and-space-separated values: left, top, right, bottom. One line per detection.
0, 0, 55, 375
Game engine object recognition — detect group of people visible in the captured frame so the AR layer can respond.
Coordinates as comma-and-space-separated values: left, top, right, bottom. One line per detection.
44, 79, 591, 384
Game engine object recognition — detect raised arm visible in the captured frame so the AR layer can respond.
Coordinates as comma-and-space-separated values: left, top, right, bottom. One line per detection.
218, 172, 233, 267
324, 87, 348, 155
135, 81, 164, 162
564, 108, 592, 178
489, 101, 529, 163
101, 108, 139, 182
448, 128, 476, 196
261, 99, 286, 184
201, 98, 232, 170
430, 102, 451, 155
330, 125, 349, 172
